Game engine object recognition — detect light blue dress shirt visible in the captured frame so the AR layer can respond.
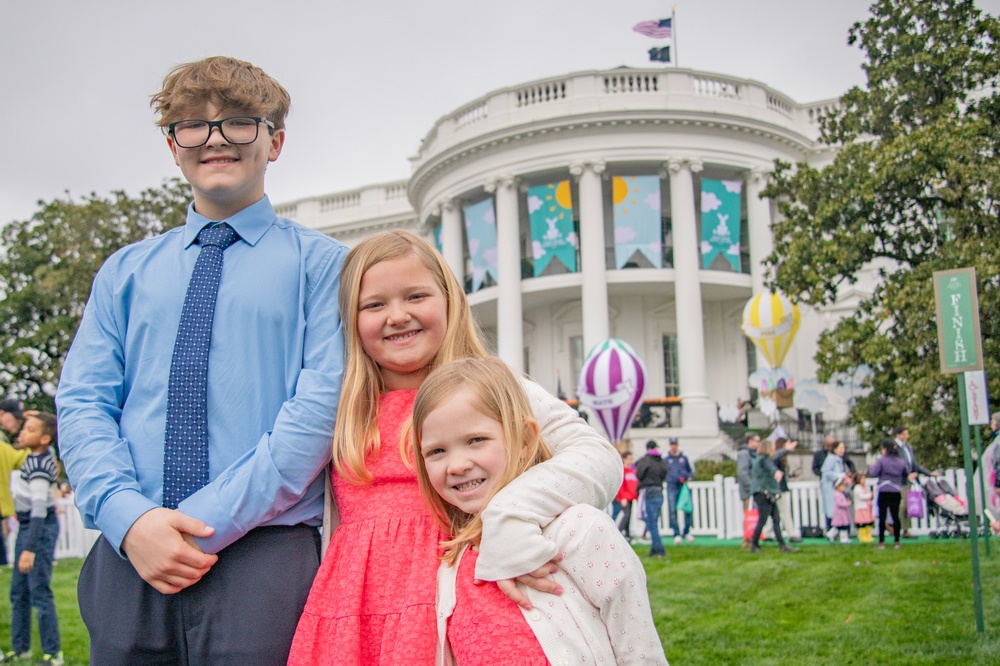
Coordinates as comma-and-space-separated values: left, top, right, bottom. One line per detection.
56, 196, 347, 554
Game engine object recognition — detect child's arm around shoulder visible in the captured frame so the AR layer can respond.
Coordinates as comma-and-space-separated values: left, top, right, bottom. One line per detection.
547, 505, 668, 665
475, 377, 621, 582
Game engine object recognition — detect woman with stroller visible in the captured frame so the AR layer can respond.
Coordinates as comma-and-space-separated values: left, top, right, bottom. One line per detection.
868, 439, 909, 550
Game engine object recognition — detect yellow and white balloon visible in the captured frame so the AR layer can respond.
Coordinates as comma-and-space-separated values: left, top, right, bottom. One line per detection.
741, 291, 800, 369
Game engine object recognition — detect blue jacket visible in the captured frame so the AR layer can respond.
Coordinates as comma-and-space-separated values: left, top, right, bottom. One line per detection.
664, 452, 693, 487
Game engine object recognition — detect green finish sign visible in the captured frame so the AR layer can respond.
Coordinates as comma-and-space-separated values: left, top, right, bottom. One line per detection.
933, 267, 984, 374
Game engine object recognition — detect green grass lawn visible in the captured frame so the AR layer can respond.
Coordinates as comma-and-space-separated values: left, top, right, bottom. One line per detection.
0, 538, 998, 665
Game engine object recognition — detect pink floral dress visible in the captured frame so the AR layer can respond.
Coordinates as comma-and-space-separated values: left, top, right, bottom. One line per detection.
448, 550, 550, 666
289, 390, 443, 665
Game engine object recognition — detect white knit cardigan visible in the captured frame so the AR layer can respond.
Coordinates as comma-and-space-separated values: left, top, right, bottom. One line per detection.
435, 504, 669, 666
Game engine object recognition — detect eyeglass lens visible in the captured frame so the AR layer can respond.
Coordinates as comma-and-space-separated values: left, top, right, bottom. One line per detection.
171, 117, 262, 148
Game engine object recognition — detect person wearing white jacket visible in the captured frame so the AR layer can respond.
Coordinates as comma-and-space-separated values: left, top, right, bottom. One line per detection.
412, 357, 667, 666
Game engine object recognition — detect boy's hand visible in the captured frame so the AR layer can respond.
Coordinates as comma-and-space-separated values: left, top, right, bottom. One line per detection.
477, 553, 564, 610
121, 508, 218, 594
17, 550, 34, 574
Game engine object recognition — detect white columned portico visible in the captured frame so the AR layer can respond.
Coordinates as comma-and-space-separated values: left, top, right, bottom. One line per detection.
666, 158, 716, 433
439, 199, 464, 284
571, 160, 610, 354
486, 175, 523, 371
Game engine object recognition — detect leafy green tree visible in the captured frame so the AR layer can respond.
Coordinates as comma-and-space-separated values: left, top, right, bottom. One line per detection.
0, 179, 190, 411
762, 0, 1000, 468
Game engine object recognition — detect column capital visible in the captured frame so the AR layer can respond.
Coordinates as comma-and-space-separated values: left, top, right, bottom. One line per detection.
433, 198, 457, 216
665, 157, 703, 175
569, 159, 607, 179
485, 174, 517, 193
748, 166, 771, 186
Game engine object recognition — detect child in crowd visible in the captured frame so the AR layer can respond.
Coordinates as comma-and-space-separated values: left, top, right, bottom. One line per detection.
853, 472, 875, 543
412, 357, 667, 665
288, 230, 621, 664
829, 474, 853, 543
4, 412, 62, 665
615, 450, 638, 540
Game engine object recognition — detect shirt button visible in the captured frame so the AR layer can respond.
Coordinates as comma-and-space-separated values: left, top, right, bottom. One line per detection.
529, 609, 542, 621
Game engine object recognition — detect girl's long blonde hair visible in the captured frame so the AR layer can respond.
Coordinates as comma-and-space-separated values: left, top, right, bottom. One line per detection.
411, 357, 552, 565
332, 230, 488, 483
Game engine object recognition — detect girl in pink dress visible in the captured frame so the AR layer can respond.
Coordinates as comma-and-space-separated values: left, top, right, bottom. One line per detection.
288, 231, 621, 665
412, 357, 667, 666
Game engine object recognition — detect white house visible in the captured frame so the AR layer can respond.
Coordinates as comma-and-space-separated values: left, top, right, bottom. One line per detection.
275, 67, 874, 458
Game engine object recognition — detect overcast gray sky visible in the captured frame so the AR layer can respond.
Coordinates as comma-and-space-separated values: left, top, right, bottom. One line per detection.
3, 0, 996, 225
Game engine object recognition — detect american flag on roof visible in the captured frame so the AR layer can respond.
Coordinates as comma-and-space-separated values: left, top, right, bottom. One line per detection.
633, 18, 672, 39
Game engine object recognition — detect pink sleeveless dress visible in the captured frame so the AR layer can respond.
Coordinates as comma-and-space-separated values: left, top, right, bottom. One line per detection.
449, 549, 550, 665
288, 390, 444, 665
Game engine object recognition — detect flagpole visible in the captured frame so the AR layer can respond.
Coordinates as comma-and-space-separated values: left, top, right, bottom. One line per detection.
672, 6, 678, 67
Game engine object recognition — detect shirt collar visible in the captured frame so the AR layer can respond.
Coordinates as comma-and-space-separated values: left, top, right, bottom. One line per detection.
182, 196, 276, 248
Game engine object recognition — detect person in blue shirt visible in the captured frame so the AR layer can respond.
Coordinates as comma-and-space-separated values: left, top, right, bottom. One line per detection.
663, 437, 695, 543
55, 56, 348, 666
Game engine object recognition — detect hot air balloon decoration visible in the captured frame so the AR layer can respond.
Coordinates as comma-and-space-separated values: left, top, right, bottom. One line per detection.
742, 291, 800, 408
576, 339, 647, 444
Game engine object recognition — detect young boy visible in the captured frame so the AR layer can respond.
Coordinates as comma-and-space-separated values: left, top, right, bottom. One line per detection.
56, 57, 348, 665
5, 412, 62, 665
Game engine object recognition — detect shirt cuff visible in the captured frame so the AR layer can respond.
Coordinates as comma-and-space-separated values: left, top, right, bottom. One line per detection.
100, 490, 160, 556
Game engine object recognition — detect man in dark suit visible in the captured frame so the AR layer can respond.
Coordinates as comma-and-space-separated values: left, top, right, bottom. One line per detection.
894, 425, 938, 538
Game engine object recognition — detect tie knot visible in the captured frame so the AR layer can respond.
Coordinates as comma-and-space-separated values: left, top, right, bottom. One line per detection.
197, 224, 240, 250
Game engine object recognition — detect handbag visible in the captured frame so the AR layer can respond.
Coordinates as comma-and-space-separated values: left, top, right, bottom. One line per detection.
677, 483, 693, 514
743, 507, 759, 540
907, 485, 925, 519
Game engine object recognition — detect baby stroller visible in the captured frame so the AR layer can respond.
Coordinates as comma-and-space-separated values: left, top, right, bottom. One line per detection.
923, 477, 970, 539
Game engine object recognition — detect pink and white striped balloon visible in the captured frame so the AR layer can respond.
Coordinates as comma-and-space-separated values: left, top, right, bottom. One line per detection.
576, 339, 647, 443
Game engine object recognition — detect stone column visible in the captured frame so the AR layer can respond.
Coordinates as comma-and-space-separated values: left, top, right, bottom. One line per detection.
666, 158, 716, 433
570, 160, 610, 354
486, 175, 523, 371
745, 167, 775, 371
745, 167, 774, 296
439, 199, 464, 285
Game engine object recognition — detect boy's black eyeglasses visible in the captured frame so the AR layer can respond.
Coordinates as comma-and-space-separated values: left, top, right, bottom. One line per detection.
168, 116, 275, 148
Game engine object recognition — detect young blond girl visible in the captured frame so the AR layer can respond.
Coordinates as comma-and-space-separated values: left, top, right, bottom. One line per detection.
830, 475, 853, 544
288, 231, 621, 665
853, 471, 875, 543
413, 356, 667, 665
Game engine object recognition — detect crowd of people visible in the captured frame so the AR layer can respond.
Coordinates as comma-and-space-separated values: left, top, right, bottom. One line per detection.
731, 423, 952, 556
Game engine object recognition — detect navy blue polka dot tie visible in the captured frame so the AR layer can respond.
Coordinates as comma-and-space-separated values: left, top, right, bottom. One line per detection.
163, 224, 240, 510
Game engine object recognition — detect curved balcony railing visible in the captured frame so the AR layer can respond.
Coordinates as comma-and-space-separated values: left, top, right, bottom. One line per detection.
411, 67, 839, 172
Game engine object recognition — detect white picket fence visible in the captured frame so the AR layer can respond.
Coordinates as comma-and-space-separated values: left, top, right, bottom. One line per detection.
2, 468, 983, 560
5, 498, 102, 562
624, 468, 979, 540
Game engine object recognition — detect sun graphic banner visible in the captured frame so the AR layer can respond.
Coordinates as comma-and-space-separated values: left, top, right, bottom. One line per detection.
700, 178, 742, 271
462, 197, 499, 291
612, 175, 662, 269
527, 181, 577, 276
